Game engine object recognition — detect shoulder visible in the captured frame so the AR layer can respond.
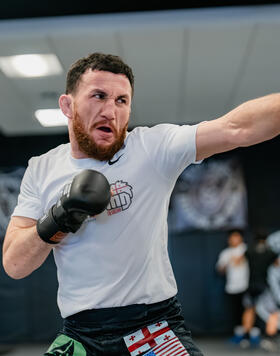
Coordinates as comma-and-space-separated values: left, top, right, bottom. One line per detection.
125, 124, 180, 154
128, 124, 173, 136
28, 143, 70, 171
219, 248, 230, 258
127, 124, 195, 141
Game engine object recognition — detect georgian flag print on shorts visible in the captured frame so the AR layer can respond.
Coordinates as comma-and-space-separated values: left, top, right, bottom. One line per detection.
123, 320, 189, 355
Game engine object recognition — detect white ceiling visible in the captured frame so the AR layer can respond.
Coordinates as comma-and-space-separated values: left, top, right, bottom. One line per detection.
1, 5, 280, 136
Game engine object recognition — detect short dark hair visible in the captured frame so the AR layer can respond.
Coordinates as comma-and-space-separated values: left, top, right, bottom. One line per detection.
66, 52, 135, 95
228, 228, 244, 236
254, 228, 268, 241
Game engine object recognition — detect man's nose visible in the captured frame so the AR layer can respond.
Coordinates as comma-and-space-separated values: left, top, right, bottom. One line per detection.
101, 98, 116, 120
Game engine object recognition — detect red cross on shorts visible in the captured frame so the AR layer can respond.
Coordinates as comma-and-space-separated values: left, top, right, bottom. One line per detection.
164, 335, 171, 341
155, 322, 162, 327
128, 325, 170, 353
129, 336, 136, 342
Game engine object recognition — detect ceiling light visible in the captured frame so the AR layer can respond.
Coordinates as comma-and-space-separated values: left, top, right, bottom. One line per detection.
0, 54, 63, 78
35, 109, 68, 127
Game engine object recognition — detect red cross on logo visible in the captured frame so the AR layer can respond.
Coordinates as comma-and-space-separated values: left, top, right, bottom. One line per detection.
155, 322, 162, 327
164, 335, 171, 341
129, 336, 136, 342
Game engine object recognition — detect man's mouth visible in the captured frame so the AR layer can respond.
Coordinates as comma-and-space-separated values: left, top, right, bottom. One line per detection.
96, 126, 113, 133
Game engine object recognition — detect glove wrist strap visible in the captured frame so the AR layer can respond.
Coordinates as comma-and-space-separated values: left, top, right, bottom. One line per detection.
36, 207, 61, 244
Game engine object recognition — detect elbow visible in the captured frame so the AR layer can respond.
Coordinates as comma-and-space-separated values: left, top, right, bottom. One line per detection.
2, 256, 30, 280
4, 267, 29, 280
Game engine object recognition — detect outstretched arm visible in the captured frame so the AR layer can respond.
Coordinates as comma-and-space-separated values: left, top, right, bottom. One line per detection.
196, 93, 280, 161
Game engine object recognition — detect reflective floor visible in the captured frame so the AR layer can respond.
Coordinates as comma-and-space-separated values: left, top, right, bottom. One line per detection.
197, 336, 280, 355
1, 336, 279, 355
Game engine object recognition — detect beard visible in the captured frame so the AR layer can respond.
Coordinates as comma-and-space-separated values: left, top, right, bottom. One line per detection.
72, 111, 128, 161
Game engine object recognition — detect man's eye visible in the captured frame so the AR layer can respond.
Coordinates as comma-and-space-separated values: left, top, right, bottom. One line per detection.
117, 98, 127, 104
93, 93, 105, 99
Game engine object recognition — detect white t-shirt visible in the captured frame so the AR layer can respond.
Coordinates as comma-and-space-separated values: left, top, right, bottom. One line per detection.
13, 124, 198, 318
216, 243, 249, 294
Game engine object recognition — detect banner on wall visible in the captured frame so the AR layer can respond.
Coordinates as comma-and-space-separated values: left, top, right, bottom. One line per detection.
0, 167, 25, 239
168, 158, 247, 232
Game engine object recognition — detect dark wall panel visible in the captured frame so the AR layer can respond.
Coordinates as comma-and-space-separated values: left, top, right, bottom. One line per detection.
169, 230, 233, 335
0, 253, 61, 343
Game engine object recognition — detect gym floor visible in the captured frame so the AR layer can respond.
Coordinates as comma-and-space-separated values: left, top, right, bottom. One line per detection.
1, 336, 280, 356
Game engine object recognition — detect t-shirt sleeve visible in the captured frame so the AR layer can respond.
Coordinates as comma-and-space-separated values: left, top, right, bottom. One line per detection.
12, 157, 43, 220
141, 123, 200, 181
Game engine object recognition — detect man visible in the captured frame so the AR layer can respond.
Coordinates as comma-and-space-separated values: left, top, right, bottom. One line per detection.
256, 257, 280, 352
216, 229, 249, 340
2, 52, 280, 356
240, 230, 278, 347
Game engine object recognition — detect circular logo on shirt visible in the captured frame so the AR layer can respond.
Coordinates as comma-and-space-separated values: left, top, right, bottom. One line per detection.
107, 180, 133, 216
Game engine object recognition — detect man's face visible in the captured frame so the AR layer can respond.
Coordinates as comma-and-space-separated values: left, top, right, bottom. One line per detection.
228, 232, 242, 247
69, 69, 132, 160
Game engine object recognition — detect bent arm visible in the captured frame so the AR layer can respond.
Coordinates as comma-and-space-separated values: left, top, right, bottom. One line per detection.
2, 216, 60, 279
196, 93, 280, 161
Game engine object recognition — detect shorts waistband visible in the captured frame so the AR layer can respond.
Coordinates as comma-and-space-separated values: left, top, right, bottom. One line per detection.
66, 297, 177, 324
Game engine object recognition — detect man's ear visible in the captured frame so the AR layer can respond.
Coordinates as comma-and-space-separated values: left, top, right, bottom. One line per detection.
59, 94, 73, 119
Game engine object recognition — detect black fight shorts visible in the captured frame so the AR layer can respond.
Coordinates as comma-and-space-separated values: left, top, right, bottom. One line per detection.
44, 297, 204, 356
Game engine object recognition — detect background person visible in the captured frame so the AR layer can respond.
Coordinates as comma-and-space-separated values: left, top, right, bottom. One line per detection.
256, 257, 280, 352
216, 229, 249, 342
239, 230, 279, 347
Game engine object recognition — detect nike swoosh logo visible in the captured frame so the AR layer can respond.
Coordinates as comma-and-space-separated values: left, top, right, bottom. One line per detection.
108, 154, 124, 165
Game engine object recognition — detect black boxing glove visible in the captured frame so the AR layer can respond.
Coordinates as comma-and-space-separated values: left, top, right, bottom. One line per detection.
37, 169, 111, 244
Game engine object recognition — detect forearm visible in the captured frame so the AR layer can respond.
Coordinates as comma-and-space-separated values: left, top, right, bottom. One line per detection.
226, 93, 280, 147
3, 220, 54, 279
196, 93, 280, 161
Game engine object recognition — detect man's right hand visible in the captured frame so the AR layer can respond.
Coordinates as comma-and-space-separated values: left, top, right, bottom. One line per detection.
36, 169, 111, 244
